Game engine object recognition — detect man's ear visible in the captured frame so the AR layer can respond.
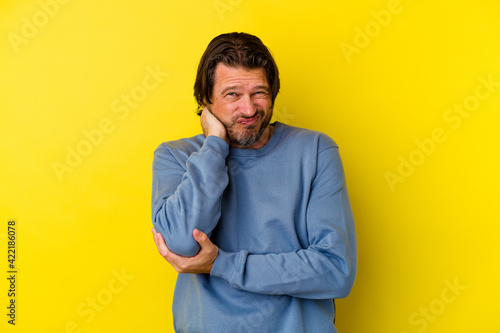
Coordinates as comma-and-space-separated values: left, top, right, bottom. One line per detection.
197, 99, 209, 116
202, 99, 213, 113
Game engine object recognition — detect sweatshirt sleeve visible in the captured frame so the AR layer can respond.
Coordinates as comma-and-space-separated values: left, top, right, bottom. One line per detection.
151, 136, 229, 257
210, 144, 357, 299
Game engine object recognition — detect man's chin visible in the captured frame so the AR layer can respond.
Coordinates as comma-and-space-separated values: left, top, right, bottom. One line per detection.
227, 112, 272, 147
231, 127, 267, 147
230, 134, 259, 147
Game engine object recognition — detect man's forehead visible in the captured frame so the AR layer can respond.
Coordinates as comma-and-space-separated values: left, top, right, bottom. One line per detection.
214, 64, 269, 89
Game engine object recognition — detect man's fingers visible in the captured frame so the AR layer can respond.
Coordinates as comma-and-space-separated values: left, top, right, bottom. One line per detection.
152, 228, 160, 248
200, 106, 229, 145
152, 228, 170, 257
152, 228, 161, 247
157, 233, 168, 254
193, 228, 208, 245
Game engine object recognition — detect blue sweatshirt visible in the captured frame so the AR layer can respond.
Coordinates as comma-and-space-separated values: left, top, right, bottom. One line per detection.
152, 122, 357, 333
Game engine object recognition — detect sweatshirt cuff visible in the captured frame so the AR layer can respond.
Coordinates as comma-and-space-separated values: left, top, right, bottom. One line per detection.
200, 136, 229, 158
210, 249, 248, 284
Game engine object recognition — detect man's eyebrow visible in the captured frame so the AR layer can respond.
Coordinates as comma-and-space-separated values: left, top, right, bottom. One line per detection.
220, 85, 242, 96
219, 85, 270, 96
253, 85, 270, 92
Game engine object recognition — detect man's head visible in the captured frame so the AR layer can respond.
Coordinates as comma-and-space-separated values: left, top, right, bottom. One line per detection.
194, 32, 280, 148
194, 32, 280, 115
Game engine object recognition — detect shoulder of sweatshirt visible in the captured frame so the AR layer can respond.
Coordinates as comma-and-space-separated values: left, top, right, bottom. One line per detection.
277, 122, 339, 152
153, 134, 205, 159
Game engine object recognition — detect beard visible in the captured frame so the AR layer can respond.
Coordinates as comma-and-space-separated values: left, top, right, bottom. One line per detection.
225, 109, 273, 147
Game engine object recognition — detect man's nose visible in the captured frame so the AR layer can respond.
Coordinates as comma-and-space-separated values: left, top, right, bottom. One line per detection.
239, 95, 256, 117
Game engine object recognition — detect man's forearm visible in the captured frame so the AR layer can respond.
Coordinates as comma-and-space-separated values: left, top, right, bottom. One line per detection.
210, 235, 356, 299
152, 136, 229, 257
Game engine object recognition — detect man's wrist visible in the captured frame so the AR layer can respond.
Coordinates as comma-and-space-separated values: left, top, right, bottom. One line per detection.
208, 247, 219, 274
207, 133, 229, 146
200, 135, 229, 154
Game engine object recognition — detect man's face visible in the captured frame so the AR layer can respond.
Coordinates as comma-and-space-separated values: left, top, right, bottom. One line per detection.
207, 63, 273, 149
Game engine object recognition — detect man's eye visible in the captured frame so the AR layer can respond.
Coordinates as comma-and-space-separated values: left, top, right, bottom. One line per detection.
227, 92, 237, 97
254, 91, 267, 97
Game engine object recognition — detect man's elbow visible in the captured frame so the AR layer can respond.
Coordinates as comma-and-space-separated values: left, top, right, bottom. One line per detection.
334, 264, 356, 299
321, 253, 356, 299
336, 273, 356, 298
153, 223, 201, 257
167, 239, 201, 257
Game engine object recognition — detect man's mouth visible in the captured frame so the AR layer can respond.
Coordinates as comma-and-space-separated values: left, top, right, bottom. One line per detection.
237, 115, 259, 126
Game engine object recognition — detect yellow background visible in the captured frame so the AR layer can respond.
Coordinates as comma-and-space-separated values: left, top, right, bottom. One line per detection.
1, 0, 499, 332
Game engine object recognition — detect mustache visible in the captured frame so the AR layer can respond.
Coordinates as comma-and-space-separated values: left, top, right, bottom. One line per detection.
232, 110, 264, 122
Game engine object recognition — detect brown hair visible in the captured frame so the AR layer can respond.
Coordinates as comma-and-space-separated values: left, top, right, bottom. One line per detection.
194, 32, 280, 115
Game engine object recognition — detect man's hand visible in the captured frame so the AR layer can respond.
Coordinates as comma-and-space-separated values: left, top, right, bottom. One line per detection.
201, 106, 229, 145
151, 228, 219, 274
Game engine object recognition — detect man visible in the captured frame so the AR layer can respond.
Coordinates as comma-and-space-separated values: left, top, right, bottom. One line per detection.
151, 32, 357, 333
